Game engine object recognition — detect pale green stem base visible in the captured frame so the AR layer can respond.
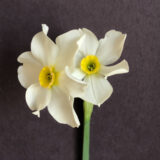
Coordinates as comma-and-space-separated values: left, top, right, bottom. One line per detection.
82, 101, 93, 160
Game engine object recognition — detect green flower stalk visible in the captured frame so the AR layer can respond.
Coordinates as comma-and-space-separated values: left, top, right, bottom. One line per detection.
82, 101, 93, 160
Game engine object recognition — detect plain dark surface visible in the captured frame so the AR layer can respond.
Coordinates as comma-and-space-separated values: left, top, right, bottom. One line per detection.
0, 0, 160, 160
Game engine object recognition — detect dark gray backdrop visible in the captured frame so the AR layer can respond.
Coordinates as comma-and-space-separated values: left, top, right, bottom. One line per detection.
0, 0, 160, 160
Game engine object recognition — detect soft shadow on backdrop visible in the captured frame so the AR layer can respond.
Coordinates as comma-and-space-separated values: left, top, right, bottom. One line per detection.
0, 0, 160, 160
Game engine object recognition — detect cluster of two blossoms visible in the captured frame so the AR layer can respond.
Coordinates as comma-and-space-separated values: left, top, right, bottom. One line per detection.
17, 24, 129, 128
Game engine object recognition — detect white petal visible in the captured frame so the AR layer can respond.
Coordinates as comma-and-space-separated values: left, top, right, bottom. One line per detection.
32, 110, 40, 118
48, 87, 80, 128
17, 52, 42, 88
42, 24, 49, 35
65, 66, 85, 80
55, 29, 83, 71
100, 60, 129, 78
18, 51, 41, 64
80, 75, 113, 106
73, 51, 85, 67
96, 30, 127, 65
59, 67, 86, 98
31, 30, 58, 66
77, 28, 99, 56
25, 83, 51, 111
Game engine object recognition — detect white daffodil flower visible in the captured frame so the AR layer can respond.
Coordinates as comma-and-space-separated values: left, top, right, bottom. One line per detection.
67, 28, 129, 106
17, 24, 86, 128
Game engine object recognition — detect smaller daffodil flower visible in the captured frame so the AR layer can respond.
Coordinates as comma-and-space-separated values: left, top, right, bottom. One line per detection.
67, 28, 129, 106
17, 24, 86, 127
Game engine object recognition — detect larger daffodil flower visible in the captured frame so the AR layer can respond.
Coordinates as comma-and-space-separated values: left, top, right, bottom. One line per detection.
17, 24, 85, 127
67, 28, 129, 106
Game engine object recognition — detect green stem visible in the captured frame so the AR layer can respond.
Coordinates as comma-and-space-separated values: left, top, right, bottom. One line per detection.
82, 101, 93, 160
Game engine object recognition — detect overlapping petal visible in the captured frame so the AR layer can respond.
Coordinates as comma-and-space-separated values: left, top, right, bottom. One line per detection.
59, 67, 86, 98
77, 28, 99, 56
80, 75, 113, 106
96, 30, 127, 65
73, 51, 85, 67
65, 66, 85, 81
31, 28, 58, 66
99, 60, 129, 78
48, 87, 80, 127
26, 83, 51, 111
55, 29, 83, 71
17, 52, 42, 88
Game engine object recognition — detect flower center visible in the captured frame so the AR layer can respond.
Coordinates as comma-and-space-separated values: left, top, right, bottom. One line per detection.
39, 66, 59, 88
80, 55, 100, 75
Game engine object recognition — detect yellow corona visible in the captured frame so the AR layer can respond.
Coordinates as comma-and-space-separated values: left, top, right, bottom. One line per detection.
39, 66, 59, 88
80, 55, 100, 75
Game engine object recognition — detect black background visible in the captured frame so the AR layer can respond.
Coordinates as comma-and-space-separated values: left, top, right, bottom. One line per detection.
0, 0, 160, 160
